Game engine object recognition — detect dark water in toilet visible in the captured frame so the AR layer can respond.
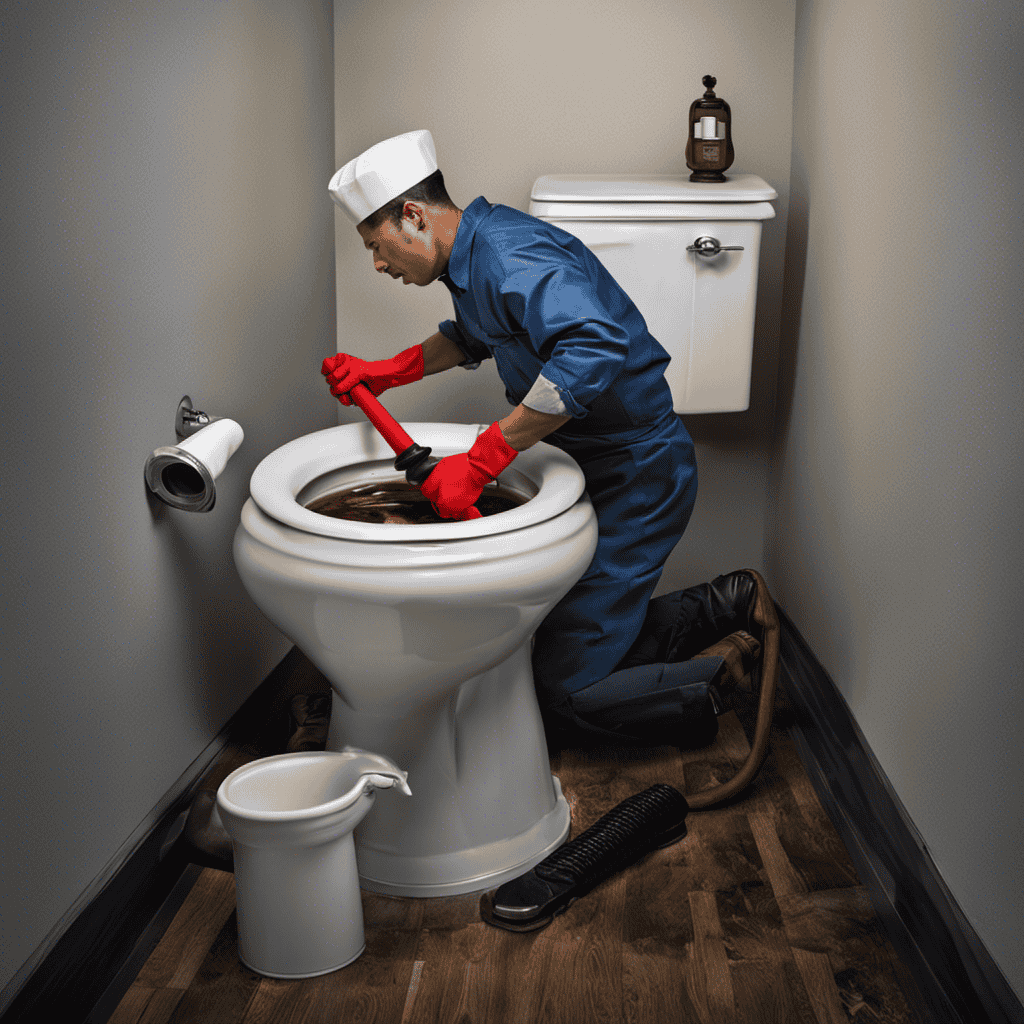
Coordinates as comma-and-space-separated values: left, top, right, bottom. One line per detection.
306, 481, 526, 525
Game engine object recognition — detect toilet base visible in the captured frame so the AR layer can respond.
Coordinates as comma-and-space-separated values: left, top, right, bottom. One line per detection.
357, 776, 570, 897
326, 643, 571, 897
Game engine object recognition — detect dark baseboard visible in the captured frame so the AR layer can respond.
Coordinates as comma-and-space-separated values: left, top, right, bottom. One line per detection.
777, 605, 1024, 1024
0, 647, 305, 1024
83, 864, 206, 1024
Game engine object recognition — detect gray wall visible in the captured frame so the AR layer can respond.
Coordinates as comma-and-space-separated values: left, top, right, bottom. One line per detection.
333, 0, 797, 592
0, 0, 335, 1002
768, 0, 1024, 1000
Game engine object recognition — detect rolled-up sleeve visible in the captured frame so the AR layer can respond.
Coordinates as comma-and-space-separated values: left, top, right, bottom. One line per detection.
522, 372, 570, 415
500, 263, 631, 418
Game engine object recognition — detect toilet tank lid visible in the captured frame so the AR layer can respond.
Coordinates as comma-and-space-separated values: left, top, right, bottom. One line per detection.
530, 172, 777, 204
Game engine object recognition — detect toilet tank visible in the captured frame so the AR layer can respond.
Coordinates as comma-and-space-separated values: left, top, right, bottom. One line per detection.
529, 173, 776, 413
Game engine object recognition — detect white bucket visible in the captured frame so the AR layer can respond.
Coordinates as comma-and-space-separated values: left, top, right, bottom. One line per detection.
216, 749, 410, 978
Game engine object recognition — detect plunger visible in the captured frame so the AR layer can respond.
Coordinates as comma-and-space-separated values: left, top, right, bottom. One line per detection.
345, 382, 480, 520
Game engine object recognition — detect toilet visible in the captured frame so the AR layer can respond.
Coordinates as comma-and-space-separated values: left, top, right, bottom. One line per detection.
233, 172, 775, 899
233, 421, 599, 897
529, 172, 777, 413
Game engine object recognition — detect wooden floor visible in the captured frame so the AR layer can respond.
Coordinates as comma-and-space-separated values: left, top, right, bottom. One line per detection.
104, 668, 932, 1024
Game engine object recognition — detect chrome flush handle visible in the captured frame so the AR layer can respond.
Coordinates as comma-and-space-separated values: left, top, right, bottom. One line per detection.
686, 235, 744, 258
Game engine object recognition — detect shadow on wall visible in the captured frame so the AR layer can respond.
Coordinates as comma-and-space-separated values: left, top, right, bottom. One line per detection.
144, 481, 274, 735
773, 150, 810, 444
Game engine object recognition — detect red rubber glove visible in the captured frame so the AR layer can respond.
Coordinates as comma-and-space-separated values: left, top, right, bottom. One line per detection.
420, 422, 519, 520
321, 345, 424, 406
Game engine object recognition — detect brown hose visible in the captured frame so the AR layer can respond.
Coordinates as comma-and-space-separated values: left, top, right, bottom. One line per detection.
686, 568, 781, 809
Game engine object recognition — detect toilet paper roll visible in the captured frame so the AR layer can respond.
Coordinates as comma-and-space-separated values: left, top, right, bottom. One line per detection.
176, 418, 244, 480
700, 116, 717, 141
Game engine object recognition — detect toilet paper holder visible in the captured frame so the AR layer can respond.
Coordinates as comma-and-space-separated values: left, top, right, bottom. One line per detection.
175, 395, 214, 440
145, 396, 244, 513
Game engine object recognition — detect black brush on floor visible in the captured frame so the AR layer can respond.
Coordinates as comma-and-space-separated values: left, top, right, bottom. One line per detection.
480, 784, 689, 932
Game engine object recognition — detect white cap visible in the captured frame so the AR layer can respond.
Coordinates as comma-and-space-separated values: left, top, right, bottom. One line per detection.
328, 129, 438, 224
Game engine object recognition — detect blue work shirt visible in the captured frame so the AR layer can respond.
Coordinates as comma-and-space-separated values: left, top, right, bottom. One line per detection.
434, 196, 699, 714
438, 196, 676, 433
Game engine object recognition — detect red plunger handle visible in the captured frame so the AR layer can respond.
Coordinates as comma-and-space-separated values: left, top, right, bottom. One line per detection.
347, 382, 416, 455
344, 382, 481, 522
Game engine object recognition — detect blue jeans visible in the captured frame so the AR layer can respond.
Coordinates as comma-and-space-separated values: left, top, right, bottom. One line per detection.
531, 412, 702, 741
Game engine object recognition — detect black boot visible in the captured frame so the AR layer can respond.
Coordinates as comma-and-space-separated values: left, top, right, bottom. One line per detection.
543, 657, 727, 752
615, 569, 770, 671
181, 790, 234, 872
694, 630, 761, 695
286, 694, 332, 752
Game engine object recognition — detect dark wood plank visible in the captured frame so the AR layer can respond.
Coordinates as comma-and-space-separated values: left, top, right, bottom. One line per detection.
106, 986, 156, 1024
622, 942, 702, 1024
163, 913, 261, 1024
780, 887, 925, 1024
402, 895, 493, 1024
335, 894, 425, 1024
688, 889, 735, 1021
236, 972, 343, 1024
542, 869, 628, 1024
791, 947, 849, 1024
718, 882, 820, 1024
135, 869, 236, 989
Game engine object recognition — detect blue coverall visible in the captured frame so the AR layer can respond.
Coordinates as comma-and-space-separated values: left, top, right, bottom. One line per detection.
438, 197, 705, 741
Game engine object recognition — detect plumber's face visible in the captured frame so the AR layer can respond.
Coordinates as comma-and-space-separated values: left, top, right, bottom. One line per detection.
357, 202, 440, 287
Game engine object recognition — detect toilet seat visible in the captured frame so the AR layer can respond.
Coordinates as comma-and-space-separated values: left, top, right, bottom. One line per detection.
249, 421, 585, 542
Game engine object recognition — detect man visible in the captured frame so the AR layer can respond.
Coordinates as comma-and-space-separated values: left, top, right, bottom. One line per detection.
324, 129, 748, 748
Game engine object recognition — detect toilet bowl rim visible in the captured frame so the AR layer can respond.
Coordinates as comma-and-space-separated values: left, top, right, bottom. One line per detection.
247, 421, 586, 542
236, 490, 597, 573
216, 750, 400, 823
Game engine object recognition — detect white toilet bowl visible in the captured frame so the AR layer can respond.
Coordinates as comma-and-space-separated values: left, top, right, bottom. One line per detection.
216, 748, 411, 979
233, 421, 598, 897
